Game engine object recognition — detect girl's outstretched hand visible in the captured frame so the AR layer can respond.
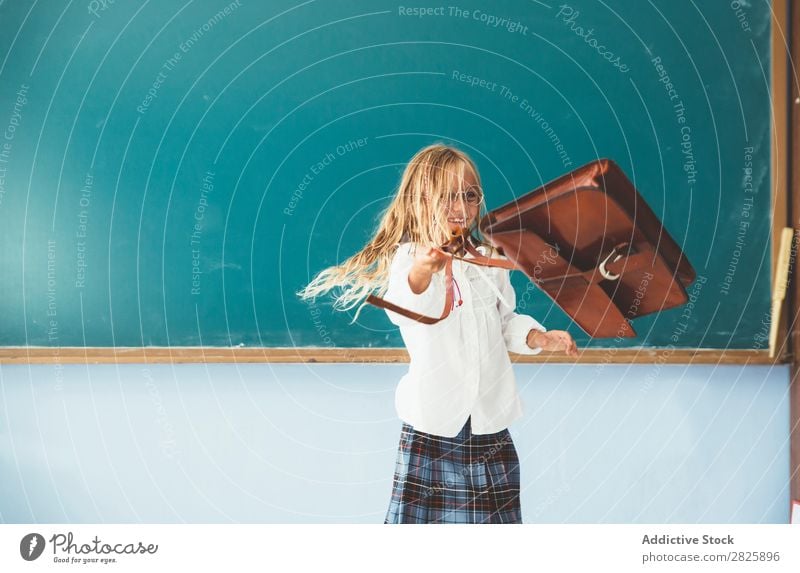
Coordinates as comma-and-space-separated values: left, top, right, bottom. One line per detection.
413, 246, 450, 275
527, 329, 578, 357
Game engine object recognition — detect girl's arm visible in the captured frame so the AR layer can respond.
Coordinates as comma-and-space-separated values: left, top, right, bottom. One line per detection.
383, 244, 447, 327
497, 268, 547, 354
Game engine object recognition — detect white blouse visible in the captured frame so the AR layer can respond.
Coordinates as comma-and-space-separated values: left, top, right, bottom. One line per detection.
383, 242, 547, 437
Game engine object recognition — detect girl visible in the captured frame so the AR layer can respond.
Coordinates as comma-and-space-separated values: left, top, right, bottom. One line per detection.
299, 143, 577, 524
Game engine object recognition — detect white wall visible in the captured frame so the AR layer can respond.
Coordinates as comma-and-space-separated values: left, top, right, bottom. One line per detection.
0, 362, 790, 523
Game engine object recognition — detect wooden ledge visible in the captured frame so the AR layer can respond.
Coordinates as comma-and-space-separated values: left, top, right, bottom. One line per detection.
0, 347, 784, 365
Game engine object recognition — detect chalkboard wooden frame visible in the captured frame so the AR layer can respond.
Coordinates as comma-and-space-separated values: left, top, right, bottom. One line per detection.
0, 347, 781, 365
784, 0, 800, 522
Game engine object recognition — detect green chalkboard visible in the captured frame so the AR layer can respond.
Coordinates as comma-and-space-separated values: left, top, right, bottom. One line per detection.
0, 0, 774, 349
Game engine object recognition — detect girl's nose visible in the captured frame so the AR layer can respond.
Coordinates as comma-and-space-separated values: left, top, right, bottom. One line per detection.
448, 201, 468, 215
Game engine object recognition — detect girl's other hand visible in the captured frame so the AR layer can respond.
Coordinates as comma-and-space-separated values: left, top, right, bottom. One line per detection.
527, 329, 578, 357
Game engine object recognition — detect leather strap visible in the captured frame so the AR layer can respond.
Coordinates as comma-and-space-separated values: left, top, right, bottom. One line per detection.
456, 241, 517, 270
365, 235, 653, 324
365, 234, 513, 324
365, 254, 456, 325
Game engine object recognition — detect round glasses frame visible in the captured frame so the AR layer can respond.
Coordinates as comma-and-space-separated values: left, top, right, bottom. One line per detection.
448, 186, 483, 206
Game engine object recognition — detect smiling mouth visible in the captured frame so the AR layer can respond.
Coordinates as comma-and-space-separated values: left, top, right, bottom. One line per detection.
448, 218, 467, 225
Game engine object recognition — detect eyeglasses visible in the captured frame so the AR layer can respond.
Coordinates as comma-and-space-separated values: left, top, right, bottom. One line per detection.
448, 186, 483, 206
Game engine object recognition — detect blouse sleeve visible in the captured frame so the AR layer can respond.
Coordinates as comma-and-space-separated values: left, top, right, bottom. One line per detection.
497, 267, 547, 354
383, 243, 447, 327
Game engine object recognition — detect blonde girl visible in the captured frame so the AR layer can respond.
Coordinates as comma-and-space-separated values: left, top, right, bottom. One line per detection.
299, 143, 577, 523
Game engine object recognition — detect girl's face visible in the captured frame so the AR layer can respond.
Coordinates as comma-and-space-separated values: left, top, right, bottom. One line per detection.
443, 168, 482, 234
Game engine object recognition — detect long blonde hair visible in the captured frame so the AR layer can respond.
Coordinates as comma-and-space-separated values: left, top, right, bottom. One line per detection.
297, 143, 491, 321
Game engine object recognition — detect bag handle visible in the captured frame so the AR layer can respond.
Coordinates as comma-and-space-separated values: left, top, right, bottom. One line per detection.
536, 242, 655, 287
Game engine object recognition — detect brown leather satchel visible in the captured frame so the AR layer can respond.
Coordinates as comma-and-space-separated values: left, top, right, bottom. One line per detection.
367, 159, 696, 338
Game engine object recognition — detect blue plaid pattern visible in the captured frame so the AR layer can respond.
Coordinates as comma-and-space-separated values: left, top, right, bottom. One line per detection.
384, 416, 522, 524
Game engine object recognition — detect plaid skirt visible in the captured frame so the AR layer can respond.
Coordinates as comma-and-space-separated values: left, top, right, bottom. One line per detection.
384, 416, 522, 524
